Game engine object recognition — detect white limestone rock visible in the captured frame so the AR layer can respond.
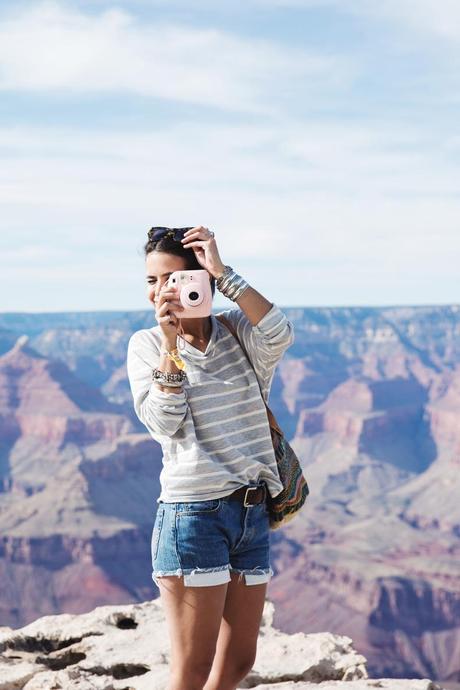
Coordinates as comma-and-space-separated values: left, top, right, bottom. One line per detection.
249, 683, 442, 689
243, 601, 367, 685
0, 598, 443, 690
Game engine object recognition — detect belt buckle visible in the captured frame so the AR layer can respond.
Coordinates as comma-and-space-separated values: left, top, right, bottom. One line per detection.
243, 486, 259, 507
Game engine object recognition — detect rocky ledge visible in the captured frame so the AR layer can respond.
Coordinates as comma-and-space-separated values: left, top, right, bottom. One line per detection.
0, 599, 443, 690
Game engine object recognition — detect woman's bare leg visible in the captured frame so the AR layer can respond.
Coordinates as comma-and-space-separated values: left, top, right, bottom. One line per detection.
158, 575, 230, 690
203, 571, 268, 690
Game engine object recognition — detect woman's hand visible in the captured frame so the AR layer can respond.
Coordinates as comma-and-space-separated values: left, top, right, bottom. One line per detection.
181, 226, 226, 278
154, 283, 184, 344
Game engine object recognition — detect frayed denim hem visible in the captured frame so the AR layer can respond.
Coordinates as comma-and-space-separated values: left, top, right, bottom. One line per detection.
152, 563, 273, 587
152, 563, 231, 587
230, 565, 274, 585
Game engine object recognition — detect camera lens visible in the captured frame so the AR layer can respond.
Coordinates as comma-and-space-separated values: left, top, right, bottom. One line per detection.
183, 285, 203, 307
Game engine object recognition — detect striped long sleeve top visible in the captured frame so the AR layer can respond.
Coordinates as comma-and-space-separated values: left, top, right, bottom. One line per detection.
126, 302, 295, 503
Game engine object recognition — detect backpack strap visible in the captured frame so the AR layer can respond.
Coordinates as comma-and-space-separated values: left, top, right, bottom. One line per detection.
215, 313, 283, 435
216, 313, 252, 364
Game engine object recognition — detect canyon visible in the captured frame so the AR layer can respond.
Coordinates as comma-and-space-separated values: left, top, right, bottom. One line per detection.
0, 304, 459, 683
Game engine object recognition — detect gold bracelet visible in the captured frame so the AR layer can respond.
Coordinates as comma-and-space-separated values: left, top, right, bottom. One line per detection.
161, 347, 187, 371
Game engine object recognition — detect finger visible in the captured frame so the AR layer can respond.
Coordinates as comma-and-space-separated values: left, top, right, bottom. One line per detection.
182, 228, 213, 245
158, 295, 179, 306
182, 239, 205, 249
158, 309, 180, 319
182, 229, 201, 238
158, 303, 183, 319
181, 229, 204, 242
158, 314, 177, 325
158, 292, 180, 305
157, 296, 176, 307
182, 227, 207, 237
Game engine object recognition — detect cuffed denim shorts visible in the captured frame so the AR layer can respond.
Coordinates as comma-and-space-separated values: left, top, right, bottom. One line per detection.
151, 480, 273, 587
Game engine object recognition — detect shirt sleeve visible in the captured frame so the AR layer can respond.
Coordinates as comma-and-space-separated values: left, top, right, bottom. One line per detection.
217, 302, 295, 403
126, 329, 189, 441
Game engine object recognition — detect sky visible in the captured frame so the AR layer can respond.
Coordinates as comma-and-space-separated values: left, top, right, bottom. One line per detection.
1, 0, 459, 312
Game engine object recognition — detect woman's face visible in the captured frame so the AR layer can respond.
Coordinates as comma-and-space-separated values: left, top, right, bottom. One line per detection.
145, 251, 188, 307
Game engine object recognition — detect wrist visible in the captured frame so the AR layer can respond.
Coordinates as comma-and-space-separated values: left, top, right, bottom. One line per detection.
160, 343, 187, 371
213, 264, 227, 280
161, 338, 177, 350
153, 382, 184, 394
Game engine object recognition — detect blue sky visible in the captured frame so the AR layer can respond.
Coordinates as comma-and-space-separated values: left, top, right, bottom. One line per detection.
1, 0, 459, 312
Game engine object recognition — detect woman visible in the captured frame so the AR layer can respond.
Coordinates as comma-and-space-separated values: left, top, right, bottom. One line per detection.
126, 225, 294, 690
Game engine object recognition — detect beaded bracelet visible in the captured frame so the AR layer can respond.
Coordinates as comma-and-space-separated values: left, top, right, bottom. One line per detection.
152, 367, 187, 387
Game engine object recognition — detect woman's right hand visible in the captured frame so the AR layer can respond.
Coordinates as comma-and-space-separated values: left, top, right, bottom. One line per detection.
154, 283, 184, 343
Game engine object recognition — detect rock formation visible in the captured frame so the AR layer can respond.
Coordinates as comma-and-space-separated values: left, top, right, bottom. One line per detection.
1, 305, 460, 682
0, 598, 442, 690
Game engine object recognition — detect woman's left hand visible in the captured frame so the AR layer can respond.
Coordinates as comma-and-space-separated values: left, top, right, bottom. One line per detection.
181, 226, 226, 279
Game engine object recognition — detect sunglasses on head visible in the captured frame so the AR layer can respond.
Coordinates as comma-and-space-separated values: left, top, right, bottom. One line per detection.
147, 227, 194, 243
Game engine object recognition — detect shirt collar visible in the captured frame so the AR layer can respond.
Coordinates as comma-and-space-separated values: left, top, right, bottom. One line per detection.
177, 313, 219, 360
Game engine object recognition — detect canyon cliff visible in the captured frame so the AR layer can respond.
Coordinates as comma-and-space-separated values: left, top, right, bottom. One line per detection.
0, 304, 459, 683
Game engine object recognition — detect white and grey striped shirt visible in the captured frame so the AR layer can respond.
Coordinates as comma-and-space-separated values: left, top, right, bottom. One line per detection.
126, 302, 294, 504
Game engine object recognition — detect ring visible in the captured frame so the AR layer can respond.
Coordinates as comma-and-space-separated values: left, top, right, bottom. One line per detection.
209, 231, 215, 239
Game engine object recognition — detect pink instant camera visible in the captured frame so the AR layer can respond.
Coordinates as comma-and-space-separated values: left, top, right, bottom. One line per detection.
167, 269, 213, 319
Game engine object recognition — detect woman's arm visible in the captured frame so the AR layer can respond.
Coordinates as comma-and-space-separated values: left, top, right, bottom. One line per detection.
127, 331, 188, 440
153, 335, 185, 395
232, 285, 273, 326
218, 285, 295, 404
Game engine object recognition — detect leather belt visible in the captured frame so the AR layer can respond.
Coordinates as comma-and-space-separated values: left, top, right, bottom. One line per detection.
224, 482, 267, 507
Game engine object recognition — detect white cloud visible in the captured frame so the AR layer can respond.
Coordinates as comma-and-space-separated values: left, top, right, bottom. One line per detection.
0, 1, 348, 113
252, 0, 460, 42
364, 0, 460, 41
0, 1, 458, 309
1, 120, 459, 264
1, 117, 459, 310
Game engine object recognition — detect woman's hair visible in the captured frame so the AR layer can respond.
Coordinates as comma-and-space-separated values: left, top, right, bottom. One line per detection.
144, 233, 216, 297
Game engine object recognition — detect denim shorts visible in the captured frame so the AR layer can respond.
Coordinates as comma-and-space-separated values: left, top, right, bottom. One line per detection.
151, 480, 273, 587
